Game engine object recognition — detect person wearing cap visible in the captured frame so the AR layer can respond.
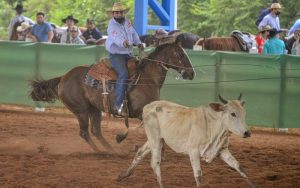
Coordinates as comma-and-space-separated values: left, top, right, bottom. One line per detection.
255, 25, 271, 54
28, 12, 53, 42
105, 2, 144, 116
8, 4, 34, 40
68, 26, 85, 45
263, 29, 285, 55
288, 12, 300, 37
60, 15, 82, 44
258, 3, 282, 31
82, 19, 103, 44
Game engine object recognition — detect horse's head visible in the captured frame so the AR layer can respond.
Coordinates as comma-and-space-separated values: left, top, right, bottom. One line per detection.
10, 21, 23, 40
151, 34, 195, 80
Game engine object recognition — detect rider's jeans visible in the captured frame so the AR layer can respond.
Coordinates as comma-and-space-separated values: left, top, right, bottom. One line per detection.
109, 53, 131, 109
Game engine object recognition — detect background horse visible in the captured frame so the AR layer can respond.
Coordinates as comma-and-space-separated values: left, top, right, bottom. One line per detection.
194, 31, 255, 52
29, 35, 195, 152
195, 37, 245, 51
10, 21, 23, 40
140, 30, 200, 49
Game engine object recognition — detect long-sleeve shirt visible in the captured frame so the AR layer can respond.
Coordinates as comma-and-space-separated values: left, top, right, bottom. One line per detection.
288, 19, 300, 37
105, 18, 141, 54
8, 15, 34, 39
255, 8, 270, 26
263, 37, 285, 55
258, 13, 280, 31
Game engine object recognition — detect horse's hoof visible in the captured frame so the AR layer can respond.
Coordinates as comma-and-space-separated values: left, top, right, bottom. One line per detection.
79, 131, 89, 142
116, 134, 126, 143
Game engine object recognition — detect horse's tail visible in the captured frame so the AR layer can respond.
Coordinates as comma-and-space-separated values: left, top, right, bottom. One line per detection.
29, 77, 61, 103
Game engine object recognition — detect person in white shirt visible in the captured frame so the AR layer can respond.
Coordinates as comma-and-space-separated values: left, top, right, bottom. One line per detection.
258, 3, 281, 31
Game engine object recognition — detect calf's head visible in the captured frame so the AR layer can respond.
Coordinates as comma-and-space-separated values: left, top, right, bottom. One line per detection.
210, 94, 251, 138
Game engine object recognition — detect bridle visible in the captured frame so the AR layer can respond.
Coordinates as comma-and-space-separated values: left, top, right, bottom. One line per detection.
138, 47, 194, 78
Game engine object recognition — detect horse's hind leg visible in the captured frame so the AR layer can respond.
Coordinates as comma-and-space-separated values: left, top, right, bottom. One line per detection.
76, 112, 100, 152
89, 107, 114, 151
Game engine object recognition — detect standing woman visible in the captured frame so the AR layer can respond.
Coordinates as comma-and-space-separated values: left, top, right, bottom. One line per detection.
255, 25, 271, 54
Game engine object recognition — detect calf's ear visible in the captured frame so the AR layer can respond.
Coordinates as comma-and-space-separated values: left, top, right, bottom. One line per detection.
209, 103, 224, 112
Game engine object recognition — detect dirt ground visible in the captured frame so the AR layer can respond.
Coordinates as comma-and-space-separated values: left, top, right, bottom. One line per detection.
0, 104, 299, 188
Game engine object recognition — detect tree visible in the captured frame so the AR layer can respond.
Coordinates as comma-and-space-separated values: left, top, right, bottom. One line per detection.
1, 0, 300, 39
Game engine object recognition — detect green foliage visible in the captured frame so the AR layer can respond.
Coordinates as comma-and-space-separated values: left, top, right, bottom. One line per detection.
0, 1, 14, 39
0, 0, 299, 40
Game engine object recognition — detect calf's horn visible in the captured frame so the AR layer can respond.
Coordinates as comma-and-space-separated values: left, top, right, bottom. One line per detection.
238, 93, 242, 100
219, 95, 228, 104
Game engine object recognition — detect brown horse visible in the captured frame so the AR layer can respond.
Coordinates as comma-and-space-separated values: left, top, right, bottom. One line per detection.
195, 37, 245, 51
10, 21, 23, 40
29, 37, 195, 152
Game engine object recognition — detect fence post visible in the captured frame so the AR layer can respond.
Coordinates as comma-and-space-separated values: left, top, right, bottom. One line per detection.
34, 43, 43, 110
214, 52, 221, 101
278, 55, 287, 129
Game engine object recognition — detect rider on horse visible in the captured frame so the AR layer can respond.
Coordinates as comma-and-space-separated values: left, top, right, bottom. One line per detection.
105, 2, 144, 116
8, 4, 34, 40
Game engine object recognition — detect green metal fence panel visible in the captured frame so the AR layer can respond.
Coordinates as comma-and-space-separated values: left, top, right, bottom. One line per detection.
0, 41, 300, 128
0, 41, 36, 106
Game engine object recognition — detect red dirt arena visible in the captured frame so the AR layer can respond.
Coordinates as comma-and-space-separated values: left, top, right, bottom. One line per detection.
0, 104, 299, 188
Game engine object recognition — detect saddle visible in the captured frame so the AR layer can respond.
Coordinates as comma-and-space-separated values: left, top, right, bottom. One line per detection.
87, 57, 139, 81
230, 30, 253, 52
85, 57, 140, 115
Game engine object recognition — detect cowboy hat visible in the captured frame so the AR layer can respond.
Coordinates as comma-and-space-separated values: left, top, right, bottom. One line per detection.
260, 25, 272, 32
14, 4, 26, 12
62, 15, 79, 24
107, 2, 129, 16
17, 22, 31, 32
270, 3, 281, 9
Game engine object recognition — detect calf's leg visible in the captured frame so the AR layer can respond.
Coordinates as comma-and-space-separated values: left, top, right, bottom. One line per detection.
220, 149, 257, 188
189, 149, 202, 187
150, 139, 163, 188
117, 141, 151, 181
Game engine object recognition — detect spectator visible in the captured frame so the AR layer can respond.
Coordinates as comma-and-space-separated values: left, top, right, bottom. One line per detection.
258, 3, 282, 31
16, 21, 32, 41
60, 15, 81, 43
82, 19, 103, 44
28, 12, 53, 42
288, 12, 300, 38
255, 25, 271, 54
8, 4, 34, 40
105, 2, 144, 116
263, 29, 285, 55
68, 26, 85, 45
